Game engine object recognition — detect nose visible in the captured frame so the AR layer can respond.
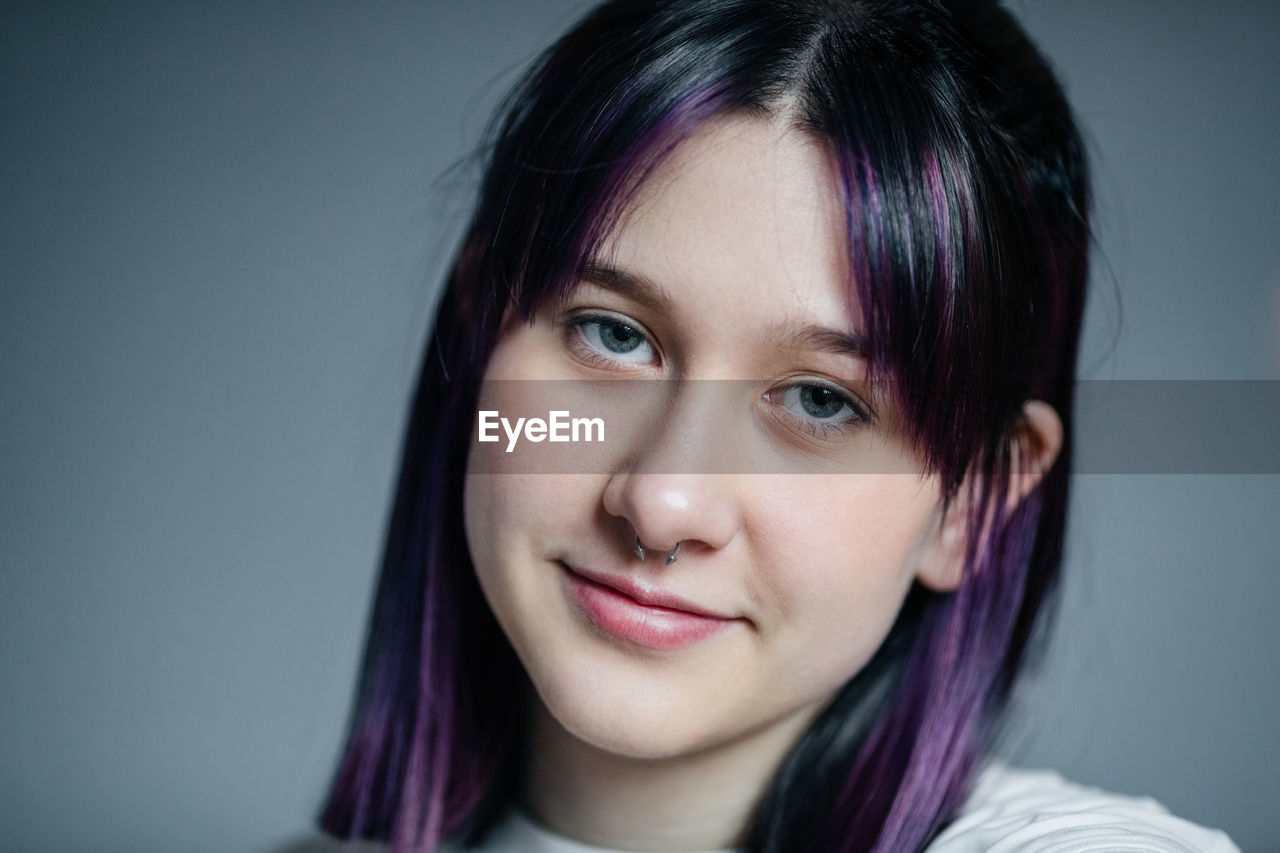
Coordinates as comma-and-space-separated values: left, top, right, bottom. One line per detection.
601, 385, 742, 559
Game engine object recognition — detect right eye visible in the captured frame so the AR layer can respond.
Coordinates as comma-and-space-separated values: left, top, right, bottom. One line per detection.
566, 314, 658, 366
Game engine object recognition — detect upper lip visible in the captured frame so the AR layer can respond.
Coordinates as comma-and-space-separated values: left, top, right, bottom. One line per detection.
563, 562, 738, 620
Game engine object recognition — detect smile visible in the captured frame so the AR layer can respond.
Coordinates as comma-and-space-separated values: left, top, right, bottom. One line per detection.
559, 562, 740, 651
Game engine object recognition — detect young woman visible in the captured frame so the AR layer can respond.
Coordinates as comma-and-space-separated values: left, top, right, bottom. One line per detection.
317, 1, 1239, 850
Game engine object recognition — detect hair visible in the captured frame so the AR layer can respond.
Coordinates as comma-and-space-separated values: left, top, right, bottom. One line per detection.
320, 1, 1090, 851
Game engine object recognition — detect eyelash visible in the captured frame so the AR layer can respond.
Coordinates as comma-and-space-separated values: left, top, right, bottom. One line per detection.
563, 312, 871, 436
764, 382, 870, 437
565, 312, 658, 369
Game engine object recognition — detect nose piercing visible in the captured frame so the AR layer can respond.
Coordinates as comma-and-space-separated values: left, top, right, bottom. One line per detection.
633, 533, 681, 564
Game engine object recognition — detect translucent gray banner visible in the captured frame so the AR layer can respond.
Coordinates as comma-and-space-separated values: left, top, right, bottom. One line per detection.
463, 380, 1280, 474
1073, 381, 1280, 474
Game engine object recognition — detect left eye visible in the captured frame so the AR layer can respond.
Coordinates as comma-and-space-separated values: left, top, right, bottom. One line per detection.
772, 383, 864, 430
571, 316, 655, 364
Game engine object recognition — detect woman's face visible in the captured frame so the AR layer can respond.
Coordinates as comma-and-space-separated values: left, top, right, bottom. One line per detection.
464, 115, 958, 761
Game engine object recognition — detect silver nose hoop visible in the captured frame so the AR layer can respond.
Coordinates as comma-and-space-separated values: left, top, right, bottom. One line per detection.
633, 534, 681, 565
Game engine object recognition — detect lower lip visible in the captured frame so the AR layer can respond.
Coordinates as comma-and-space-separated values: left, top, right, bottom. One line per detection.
563, 565, 736, 651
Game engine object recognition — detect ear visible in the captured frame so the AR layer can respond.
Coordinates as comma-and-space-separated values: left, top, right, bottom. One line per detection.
914, 399, 1063, 593
1008, 399, 1063, 509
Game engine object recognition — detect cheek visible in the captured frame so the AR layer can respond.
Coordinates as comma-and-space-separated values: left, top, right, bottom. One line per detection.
464, 459, 608, 645
463, 471, 559, 586
752, 475, 939, 681
463, 470, 570, 672
461, 323, 566, 579
462, 470, 509, 612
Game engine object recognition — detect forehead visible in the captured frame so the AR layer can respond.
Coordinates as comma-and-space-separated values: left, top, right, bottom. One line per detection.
596, 113, 858, 340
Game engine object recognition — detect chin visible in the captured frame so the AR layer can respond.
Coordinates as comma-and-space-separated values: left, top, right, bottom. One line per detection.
555, 702, 724, 762
529, 650, 737, 761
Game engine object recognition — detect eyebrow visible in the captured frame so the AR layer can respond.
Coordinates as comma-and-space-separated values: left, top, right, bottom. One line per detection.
773, 321, 868, 360
580, 261, 674, 308
580, 261, 867, 360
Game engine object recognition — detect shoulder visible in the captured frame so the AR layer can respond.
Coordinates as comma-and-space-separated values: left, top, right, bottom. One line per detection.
267, 834, 461, 853
266, 835, 386, 853
925, 762, 1240, 853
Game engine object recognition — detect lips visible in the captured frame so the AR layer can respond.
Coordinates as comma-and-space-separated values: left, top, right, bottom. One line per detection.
560, 562, 740, 651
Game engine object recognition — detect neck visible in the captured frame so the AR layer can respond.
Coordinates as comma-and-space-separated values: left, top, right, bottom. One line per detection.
520, 698, 816, 852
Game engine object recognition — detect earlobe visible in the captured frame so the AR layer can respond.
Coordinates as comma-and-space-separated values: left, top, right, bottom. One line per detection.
914, 400, 1064, 594
915, 496, 968, 593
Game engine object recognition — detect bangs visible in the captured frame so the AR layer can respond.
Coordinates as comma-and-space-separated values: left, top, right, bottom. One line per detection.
466, 13, 1038, 495
803, 27, 1029, 494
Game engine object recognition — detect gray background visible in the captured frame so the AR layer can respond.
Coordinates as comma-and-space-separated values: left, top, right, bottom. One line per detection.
1, 1, 1276, 851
